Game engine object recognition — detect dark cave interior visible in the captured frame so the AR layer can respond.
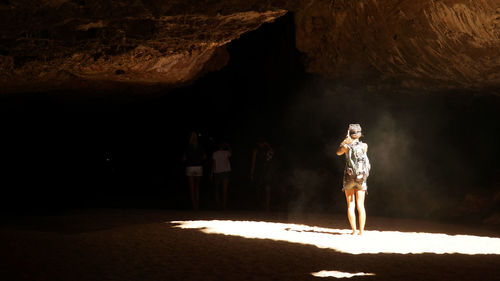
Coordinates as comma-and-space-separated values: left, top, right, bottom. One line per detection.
1, 12, 499, 222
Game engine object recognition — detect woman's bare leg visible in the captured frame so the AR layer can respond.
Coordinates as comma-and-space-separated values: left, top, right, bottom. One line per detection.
193, 176, 201, 210
222, 178, 229, 210
356, 189, 366, 235
265, 185, 271, 212
188, 176, 196, 210
344, 189, 357, 234
214, 177, 221, 209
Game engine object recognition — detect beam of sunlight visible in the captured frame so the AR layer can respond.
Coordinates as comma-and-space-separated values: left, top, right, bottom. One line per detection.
170, 220, 500, 255
311, 270, 375, 278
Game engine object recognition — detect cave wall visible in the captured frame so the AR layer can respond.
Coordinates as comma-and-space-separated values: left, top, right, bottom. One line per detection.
294, 0, 500, 90
1, 0, 500, 93
0, 0, 286, 93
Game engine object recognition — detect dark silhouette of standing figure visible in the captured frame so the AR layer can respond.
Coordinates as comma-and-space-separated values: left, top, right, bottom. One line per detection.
183, 131, 206, 210
211, 141, 232, 210
336, 124, 371, 235
251, 137, 274, 212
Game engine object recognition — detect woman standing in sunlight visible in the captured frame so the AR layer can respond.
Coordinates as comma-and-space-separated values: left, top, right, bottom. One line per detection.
336, 124, 371, 235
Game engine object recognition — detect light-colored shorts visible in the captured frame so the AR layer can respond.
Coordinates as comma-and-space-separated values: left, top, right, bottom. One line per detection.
186, 166, 203, 177
342, 179, 367, 192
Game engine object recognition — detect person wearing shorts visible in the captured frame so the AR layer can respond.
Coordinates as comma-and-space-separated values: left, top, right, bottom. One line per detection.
337, 124, 369, 235
183, 131, 206, 210
211, 142, 232, 210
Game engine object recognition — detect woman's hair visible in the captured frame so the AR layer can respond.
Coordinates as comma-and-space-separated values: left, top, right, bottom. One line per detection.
348, 124, 363, 138
348, 124, 362, 134
189, 131, 198, 148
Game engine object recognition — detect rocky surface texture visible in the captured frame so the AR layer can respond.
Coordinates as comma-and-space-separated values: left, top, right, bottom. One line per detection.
1, 0, 500, 93
294, 0, 500, 90
0, 0, 286, 93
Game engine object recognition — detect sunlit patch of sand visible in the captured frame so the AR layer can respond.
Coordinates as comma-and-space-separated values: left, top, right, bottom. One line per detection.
311, 270, 375, 278
171, 220, 500, 255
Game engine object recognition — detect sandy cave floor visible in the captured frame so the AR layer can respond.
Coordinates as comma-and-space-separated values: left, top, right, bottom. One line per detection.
1, 209, 500, 281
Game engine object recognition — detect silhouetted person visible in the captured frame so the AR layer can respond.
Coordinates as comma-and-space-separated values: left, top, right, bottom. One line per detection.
183, 131, 206, 210
211, 141, 232, 210
336, 124, 371, 235
251, 137, 274, 212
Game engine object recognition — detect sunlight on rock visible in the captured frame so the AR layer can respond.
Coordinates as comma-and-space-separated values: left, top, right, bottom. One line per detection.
171, 220, 500, 255
311, 270, 375, 278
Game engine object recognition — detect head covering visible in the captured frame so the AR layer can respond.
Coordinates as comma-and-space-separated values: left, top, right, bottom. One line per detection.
349, 124, 362, 134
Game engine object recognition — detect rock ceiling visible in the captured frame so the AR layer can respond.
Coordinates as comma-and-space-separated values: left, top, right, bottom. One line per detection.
1, 0, 499, 93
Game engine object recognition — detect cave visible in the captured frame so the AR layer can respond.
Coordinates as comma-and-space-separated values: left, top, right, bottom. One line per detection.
1, 1, 500, 281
